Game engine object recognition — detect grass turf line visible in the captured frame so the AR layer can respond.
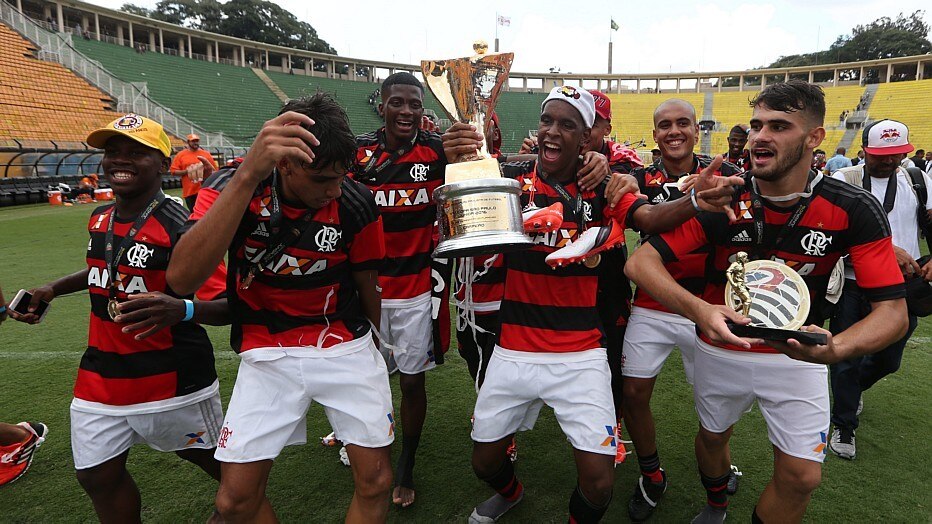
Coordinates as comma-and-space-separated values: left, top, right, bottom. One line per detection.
0, 199, 930, 522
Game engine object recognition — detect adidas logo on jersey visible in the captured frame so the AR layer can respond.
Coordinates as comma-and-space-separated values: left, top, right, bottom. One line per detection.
651, 193, 666, 204
731, 230, 752, 243
252, 222, 269, 238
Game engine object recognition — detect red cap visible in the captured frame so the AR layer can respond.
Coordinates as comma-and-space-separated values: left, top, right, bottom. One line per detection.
186, 134, 200, 141
589, 90, 611, 121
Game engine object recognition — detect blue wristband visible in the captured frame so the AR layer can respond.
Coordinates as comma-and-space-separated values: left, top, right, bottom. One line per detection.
182, 299, 194, 321
0, 305, 6, 314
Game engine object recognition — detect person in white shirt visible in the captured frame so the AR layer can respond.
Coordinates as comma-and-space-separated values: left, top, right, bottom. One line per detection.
830, 119, 932, 460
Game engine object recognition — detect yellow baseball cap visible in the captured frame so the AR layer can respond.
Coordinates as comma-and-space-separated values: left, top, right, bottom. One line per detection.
87, 114, 173, 157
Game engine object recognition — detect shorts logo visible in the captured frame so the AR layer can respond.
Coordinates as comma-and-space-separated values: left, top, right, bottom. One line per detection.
800, 230, 832, 256
218, 426, 233, 449
387, 413, 395, 437
185, 432, 206, 446
600, 425, 616, 448
409, 163, 428, 182
315, 226, 341, 252
113, 114, 143, 130
813, 431, 827, 454
126, 243, 155, 268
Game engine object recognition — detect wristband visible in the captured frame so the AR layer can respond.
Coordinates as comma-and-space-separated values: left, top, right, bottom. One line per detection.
690, 188, 701, 212
0, 305, 6, 314
182, 299, 194, 321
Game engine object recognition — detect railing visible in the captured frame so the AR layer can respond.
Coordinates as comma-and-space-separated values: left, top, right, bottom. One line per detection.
0, 2, 237, 147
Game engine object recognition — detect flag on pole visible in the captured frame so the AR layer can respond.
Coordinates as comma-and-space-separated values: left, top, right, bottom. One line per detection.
498, 15, 511, 27
610, 19, 619, 31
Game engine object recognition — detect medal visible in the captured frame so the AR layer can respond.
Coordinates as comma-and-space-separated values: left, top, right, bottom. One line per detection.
240, 267, 256, 290
107, 299, 120, 320
583, 253, 601, 268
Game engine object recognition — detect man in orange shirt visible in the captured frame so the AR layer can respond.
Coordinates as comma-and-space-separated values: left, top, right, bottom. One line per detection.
170, 134, 218, 208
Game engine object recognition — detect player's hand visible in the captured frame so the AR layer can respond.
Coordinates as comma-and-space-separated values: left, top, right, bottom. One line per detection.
893, 246, 920, 276
114, 292, 186, 340
441, 122, 483, 164
694, 304, 756, 349
518, 136, 538, 155
692, 155, 744, 220
7, 286, 54, 324
197, 156, 215, 179
605, 173, 643, 209
237, 111, 318, 185
767, 325, 837, 364
920, 258, 932, 282
577, 152, 610, 192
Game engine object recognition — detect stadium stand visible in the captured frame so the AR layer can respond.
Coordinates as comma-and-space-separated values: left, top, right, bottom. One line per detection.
608, 93, 706, 150
868, 79, 932, 149
71, 37, 282, 144
0, 23, 117, 143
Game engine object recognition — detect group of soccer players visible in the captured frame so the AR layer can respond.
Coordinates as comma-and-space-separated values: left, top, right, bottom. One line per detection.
4, 74, 909, 524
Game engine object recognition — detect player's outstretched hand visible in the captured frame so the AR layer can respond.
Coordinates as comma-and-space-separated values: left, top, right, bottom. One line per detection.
767, 325, 836, 364
114, 292, 186, 340
605, 173, 643, 209
920, 258, 932, 282
7, 286, 54, 325
692, 155, 744, 220
577, 152, 610, 192
441, 122, 483, 164
237, 111, 318, 184
518, 136, 538, 154
695, 304, 756, 349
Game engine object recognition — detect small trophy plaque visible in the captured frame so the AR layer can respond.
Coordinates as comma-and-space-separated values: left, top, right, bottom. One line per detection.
724, 252, 828, 346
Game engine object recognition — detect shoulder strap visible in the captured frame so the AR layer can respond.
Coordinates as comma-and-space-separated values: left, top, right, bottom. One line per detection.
905, 166, 932, 253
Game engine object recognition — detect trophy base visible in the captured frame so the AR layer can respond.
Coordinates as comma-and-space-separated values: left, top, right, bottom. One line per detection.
726, 322, 828, 346
432, 232, 533, 259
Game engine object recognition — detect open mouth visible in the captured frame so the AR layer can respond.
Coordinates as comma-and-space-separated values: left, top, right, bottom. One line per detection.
752, 148, 775, 163
541, 142, 562, 162
395, 119, 414, 133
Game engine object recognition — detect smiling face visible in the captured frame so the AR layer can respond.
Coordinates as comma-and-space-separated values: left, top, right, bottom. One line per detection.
727, 129, 748, 156
652, 101, 698, 163
101, 135, 168, 201
379, 84, 424, 147
277, 158, 346, 209
748, 103, 824, 181
538, 100, 590, 179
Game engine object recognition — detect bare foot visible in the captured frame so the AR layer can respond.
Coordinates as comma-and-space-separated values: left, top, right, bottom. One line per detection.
392, 486, 415, 508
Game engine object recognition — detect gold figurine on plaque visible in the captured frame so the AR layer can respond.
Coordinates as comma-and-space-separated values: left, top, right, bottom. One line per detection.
423, 43, 532, 258
726, 251, 752, 317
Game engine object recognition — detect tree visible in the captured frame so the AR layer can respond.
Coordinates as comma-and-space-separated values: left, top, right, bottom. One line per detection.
767, 11, 930, 68
119, 0, 336, 54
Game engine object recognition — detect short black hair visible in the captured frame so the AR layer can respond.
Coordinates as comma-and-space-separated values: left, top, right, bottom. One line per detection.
917, 149, 926, 155
381, 72, 423, 98
651, 148, 661, 155
749, 80, 825, 126
279, 93, 356, 171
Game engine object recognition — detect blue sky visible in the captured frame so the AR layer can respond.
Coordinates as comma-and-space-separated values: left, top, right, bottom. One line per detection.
87, 0, 932, 74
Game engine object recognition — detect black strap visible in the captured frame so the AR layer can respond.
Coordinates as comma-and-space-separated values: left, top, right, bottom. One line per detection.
538, 168, 585, 229
242, 171, 316, 283
105, 192, 165, 300
862, 171, 897, 213
749, 173, 816, 259
359, 130, 417, 180
905, 166, 932, 254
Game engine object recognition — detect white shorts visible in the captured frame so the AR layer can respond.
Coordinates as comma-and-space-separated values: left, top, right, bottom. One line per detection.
214, 339, 394, 463
472, 347, 617, 456
622, 307, 697, 383
693, 341, 830, 463
380, 299, 436, 375
71, 393, 223, 470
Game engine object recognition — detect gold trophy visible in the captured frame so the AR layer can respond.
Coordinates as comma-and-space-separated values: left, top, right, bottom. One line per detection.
724, 251, 827, 345
423, 41, 532, 258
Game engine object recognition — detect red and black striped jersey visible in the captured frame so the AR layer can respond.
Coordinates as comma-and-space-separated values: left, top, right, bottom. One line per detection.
454, 253, 505, 314
77, 199, 219, 413
631, 155, 742, 313
352, 128, 446, 306
650, 172, 906, 354
497, 160, 645, 353
189, 169, 385, 354
723, 149, 751, 171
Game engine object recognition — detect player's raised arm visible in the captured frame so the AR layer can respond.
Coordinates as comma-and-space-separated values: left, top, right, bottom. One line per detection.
168, 112, 318, 295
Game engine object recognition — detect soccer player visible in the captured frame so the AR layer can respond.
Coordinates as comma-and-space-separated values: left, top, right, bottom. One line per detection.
170, 133, 219, 209
723, 124, 751, 171
625, 81, 908, 524
443, 86, 742, 523
167, 94, 393, 523
351, 72, 443, 507
622, 99, 744, 521
8, 114, 228, 521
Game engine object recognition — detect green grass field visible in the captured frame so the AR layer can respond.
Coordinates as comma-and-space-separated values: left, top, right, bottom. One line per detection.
0, 197, 930, 523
